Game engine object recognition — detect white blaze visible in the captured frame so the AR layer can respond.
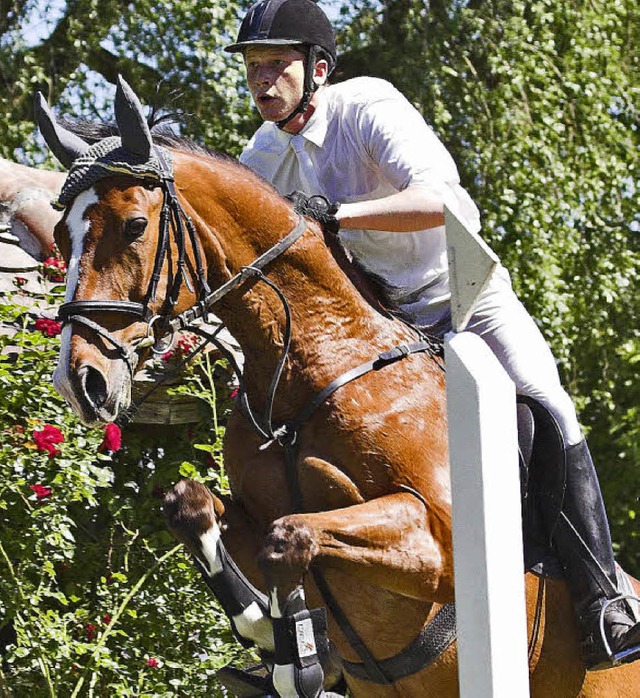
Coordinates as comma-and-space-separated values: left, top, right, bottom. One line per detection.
53, 188, 99, 403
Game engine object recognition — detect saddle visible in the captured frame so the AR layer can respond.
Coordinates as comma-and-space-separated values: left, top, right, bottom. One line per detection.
516, 394, 566, 577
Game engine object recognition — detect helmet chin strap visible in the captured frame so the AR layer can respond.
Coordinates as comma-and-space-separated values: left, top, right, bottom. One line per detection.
276, 45, 319, 130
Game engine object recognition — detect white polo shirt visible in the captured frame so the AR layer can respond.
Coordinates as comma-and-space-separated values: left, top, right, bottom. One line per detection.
240, 77, 481, 326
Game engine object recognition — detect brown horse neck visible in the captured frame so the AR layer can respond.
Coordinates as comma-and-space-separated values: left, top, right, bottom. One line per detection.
172, 151, 409, 414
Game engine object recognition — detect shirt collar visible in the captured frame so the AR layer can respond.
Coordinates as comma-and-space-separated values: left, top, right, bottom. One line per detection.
251, 86, 330, 154
299, 86, 330, 148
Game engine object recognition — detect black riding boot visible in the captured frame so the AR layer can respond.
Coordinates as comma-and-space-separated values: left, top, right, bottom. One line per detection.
548, 439, 640, 670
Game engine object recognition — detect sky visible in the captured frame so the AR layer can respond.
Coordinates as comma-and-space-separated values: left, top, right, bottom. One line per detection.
21, 0, 343, 48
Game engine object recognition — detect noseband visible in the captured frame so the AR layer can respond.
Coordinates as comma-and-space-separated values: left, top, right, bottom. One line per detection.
57, 146, 308, 376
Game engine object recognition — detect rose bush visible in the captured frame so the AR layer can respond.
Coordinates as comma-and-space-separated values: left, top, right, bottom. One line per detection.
0, 268, 245, 694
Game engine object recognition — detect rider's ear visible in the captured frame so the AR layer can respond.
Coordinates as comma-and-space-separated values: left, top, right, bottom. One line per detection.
313, 59, 329, 88
114, 75, 154, 160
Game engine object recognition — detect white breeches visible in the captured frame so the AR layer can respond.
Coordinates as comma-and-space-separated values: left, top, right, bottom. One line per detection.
463, 268, 583, 446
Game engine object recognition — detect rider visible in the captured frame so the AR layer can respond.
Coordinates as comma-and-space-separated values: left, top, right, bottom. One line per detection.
225, 0, 640, 671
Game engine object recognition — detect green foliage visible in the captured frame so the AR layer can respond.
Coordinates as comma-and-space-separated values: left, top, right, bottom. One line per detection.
337, 0, 639, 573
0, 0, 258, 163
0, 276, 244, 694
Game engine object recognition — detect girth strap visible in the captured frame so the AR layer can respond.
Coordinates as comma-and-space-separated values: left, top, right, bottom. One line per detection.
340, 603, 457, 683
310, 567, 392, 685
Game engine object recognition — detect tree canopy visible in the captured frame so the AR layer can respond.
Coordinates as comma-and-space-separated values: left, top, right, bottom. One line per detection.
0, 0, 260, 159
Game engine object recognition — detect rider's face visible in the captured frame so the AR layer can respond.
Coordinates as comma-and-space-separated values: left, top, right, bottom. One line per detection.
244, 45, 306, 123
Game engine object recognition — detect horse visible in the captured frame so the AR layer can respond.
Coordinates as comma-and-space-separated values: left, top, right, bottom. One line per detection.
0, 156, 64, 259
35, 77, 640, 697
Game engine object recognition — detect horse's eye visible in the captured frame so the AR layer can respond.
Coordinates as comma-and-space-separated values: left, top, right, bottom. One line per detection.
123, 217, 148, 239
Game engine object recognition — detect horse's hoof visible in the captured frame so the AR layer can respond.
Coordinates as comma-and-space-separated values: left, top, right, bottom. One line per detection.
259, 517, 318, 584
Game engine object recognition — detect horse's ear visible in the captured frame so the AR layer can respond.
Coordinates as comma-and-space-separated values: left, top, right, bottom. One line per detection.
34, 92, 89, 170
114, 75, 153, 159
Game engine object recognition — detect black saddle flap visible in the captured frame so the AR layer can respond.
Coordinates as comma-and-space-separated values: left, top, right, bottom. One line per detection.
517, 395, 566, 577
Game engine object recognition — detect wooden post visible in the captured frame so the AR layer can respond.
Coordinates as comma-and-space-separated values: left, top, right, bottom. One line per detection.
444, 207, 530, 697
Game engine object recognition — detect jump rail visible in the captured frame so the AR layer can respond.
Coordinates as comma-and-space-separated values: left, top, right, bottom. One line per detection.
444, 207, 530, 697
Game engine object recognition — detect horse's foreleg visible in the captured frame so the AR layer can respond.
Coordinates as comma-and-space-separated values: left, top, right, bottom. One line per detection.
260, 490, 452, 604
259, 491, 451, 697
163, 479, 274, 652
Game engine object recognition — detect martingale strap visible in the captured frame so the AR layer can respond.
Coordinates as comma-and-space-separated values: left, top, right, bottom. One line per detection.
262, 340, 439, 452
265, 338, 452, 685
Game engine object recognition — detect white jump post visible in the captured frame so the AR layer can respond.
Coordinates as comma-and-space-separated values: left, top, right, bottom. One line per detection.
444, 207, 530, 697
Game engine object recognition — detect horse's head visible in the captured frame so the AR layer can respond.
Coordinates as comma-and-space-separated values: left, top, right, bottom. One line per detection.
35, 78, 205, 425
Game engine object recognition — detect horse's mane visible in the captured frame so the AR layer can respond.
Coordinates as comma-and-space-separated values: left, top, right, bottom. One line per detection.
62, 118, 234, 163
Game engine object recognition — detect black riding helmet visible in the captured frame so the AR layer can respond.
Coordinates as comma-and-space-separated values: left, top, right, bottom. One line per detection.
225, 0, 336, 129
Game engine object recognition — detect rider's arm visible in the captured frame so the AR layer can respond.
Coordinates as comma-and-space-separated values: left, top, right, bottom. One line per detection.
334, 82, 478, 235
336, 184, 445, 232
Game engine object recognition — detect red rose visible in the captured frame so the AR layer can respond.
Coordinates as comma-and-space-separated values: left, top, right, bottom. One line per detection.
33, 425, 64, 457
176, 334, 197, 356
146, 657, 159, 668
98, 423, 122, 453
29, 484, 52, 500
42, 256, 67, 282
160, 333, 198, 363
85, 623, 96, 641
103, 613, 112, 625
35, 317, 62, 337
13, 276, 28, 288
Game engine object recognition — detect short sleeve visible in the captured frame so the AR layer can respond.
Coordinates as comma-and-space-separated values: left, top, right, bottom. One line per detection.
354, 83, 481, 231
356, 87, 460, 191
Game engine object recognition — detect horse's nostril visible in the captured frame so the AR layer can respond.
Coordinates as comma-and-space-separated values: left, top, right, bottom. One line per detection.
80, 365, 108, 409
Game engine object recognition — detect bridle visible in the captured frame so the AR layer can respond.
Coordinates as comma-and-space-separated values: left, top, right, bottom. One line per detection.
57, 146, 308, 385
57, 144, 443, 442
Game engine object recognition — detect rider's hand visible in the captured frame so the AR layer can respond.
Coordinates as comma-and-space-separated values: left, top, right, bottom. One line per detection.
286, 191, 341, 235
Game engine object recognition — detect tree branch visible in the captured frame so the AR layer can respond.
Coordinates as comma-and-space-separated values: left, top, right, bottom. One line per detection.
0, 0, 30, 37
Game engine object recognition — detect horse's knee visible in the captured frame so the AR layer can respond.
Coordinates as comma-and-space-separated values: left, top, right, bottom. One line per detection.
163, 479, 224, 556
259, 516, 319, 587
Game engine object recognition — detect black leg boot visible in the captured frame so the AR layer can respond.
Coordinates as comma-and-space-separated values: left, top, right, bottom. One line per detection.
549, 439, 640, 670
